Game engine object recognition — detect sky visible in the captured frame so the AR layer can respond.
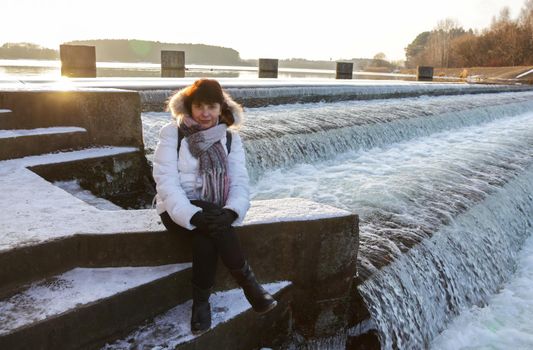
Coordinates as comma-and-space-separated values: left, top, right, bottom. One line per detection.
1, 0, 528, 61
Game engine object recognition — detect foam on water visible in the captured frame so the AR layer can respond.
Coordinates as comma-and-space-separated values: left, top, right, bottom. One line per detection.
251, 112, 533, 276
137, 83, 531, 112
431, 231, 533, 350
250, 112, 533, 348
142, 91, 533, 177
140, 91, 533, 348
357, 168, 533, 348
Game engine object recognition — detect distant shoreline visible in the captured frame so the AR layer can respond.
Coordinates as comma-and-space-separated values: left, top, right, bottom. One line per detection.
401, 66, 533, 83
0, 40, 394, 72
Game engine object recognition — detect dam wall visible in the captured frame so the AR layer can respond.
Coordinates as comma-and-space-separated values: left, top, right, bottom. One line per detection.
2, 82, 533, 349
0, 86, 360, 347
0, 89, 143, 148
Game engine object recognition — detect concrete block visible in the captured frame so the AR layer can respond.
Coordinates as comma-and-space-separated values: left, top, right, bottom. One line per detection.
259, 58, 278, 78
0, 198, 358, 340
60, 45, 96, 78
161, 50, 185, 78
0, 90, 143, 148
177, 287, 292, 350
0, 268, 192, 350
336, 62, 353, 79
29, 151, 154, 209
417, 66, 434, 81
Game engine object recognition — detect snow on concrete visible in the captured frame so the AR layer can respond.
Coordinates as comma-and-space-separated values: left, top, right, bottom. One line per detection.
0, 126, 86, 139
0, 263, 191, 335
0, 152, 350, 251
54, 180, 123, 211
2, 146, 139, 168
0, 147, 351, 252
245, 198, 351, 225
0, 147, 163, 252
102, 281, 291, 350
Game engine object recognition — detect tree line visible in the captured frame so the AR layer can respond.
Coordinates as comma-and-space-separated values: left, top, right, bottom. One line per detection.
0, 40, 396, 71
0, 43, 58, 60
405, 0, 533, 68
67, 40, 244, 66
0, 40, 246, 66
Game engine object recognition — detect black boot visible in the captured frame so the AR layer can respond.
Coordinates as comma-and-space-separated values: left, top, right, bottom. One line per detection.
191, 284, 212, 335
230, 261, 277, 314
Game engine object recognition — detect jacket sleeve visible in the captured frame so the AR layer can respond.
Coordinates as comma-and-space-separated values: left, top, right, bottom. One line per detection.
152, 123, 201, 230
223, 132, 251, 225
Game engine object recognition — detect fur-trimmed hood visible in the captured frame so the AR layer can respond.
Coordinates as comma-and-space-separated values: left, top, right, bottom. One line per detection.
167, 88, 244, 128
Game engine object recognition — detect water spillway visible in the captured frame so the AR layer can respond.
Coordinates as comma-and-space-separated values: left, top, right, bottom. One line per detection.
358, 167, 533, 348
137, 81, 531, 110
143, 91, 533, 178
239, 91, 533, 180
141, 89, 533, 348
249, 109, 533, 276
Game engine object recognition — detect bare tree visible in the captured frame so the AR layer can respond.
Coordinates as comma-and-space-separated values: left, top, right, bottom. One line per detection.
373, 52, 387, 61
405, 0, 533, 67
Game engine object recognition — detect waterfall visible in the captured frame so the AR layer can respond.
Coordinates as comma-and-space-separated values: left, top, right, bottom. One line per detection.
141, 89, 533, 348
251, 110, 533, 275
139, 84, 532, 111
241, 92, 533, 179
247, 106, 533, 348
142, 91, 533, 179
357, 167, 533, 348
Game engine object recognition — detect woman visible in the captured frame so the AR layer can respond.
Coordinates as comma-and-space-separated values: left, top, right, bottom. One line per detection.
152, 79, 277, 335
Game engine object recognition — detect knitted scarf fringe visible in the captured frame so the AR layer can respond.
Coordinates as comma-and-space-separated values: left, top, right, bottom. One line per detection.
179, 117, 229, 206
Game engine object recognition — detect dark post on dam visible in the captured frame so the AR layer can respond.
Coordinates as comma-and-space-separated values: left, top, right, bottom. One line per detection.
60, 45, 97, 78
336, 62, 353, 79
258, 58, 279, 78
417, 66, 434, 81
161, 50, 185, 78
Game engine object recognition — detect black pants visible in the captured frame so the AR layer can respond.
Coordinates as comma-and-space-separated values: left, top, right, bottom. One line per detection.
160, 200, 246, 289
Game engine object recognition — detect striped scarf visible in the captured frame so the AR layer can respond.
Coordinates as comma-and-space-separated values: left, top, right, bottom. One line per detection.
179, 116, 229, 206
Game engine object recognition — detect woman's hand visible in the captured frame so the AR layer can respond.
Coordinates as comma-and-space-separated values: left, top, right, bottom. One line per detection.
206, 209, 237, 226
190, 211, 209, 230
190, 201, 237, 236
204, 209, 238, 236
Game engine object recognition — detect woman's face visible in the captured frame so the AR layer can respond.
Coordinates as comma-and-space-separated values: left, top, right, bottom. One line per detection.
191, 101, 221, 129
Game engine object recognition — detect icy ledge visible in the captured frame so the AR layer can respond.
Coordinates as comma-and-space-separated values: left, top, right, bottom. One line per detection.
0, 264, 191, 335
245, 198, 351, 225
0, 127, 86, 139
102, 281, 291, 349
0, 146, 351, 251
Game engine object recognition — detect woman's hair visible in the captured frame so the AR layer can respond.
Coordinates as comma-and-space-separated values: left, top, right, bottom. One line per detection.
181, 79, 235, 126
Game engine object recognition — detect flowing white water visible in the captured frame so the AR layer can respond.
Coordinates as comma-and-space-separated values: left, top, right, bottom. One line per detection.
251, 112, 533, 276
248, 111, 533, 348
357, 168, 533, 348
142, 91, 533, 176
140, 91, 533, 348
138, 83, 529, 112
431, 230, 533, 350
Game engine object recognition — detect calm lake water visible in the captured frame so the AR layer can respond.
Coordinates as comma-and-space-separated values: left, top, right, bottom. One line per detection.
0, 59, 414, 80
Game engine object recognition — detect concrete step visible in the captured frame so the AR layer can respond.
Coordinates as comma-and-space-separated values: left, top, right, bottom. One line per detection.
0, 263, 192, 350
102, 282, 292, 350
0, 108, 16, 129
0, 127, 89, 160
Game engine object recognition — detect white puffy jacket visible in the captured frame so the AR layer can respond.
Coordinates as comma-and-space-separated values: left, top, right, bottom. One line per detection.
152, 90, 250, 230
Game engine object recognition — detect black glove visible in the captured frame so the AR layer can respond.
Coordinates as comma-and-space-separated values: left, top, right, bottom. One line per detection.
205, 208, 237, 226
190, 211, 208, 230
204, 209, 238, 237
